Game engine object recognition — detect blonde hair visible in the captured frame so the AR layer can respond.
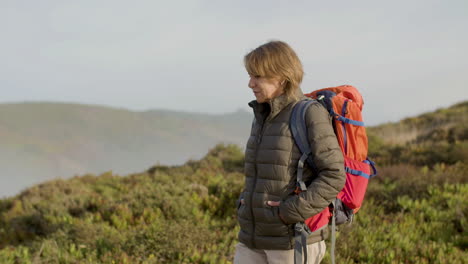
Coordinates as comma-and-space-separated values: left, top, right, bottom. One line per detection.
244, 40, 304, 99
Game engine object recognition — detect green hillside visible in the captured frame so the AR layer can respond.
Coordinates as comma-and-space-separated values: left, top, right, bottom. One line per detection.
0, 102, 252, 197
368, 101, 468, 166
0, 102, 466, 263
0, 144, 466, 263
369, 101, 468, 145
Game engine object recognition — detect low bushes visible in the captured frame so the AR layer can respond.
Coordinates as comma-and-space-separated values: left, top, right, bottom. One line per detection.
0, 144, 466, 263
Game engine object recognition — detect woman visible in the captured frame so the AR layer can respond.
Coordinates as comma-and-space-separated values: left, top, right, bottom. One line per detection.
234, 41, 345, 264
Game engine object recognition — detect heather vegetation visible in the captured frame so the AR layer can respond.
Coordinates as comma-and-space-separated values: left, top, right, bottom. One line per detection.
0, 102, 467, 263
368, 101, 468, 166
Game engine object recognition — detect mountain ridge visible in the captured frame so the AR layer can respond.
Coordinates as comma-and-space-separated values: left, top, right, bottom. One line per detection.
1, 100, 466, 198
0, 102, 253, 198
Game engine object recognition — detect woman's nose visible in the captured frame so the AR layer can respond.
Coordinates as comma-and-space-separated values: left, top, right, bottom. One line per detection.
248, 77, 255, 88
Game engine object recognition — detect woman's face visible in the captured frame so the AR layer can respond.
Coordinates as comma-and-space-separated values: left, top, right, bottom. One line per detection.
248, 75, 284, 103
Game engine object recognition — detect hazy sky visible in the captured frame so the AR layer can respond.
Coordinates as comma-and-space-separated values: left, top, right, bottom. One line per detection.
1, 0, 467, 125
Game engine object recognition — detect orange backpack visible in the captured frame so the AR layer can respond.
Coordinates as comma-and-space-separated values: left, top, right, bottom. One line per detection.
290, 85, 377, 264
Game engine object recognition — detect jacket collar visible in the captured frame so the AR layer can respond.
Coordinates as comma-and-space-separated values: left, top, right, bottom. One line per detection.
248, 88, 306, 123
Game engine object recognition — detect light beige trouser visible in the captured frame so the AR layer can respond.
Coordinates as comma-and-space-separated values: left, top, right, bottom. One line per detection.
233, 241, 326, 264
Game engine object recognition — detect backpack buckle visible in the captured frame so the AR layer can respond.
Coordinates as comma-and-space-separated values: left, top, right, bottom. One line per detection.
294, 186, 302, 194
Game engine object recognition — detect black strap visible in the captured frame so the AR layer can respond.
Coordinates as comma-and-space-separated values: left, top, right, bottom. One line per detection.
291, 99, 320, 264
294, 222, 311, 264
290, 100, 314, 157
331, 200, 337, 264
290, 99, 320, 181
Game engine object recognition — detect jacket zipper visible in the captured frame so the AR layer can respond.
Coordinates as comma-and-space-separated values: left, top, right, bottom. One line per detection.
250, 121, 265, 248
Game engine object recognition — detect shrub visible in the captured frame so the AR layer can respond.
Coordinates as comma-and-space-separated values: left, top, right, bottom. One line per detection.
1, 144, 466, 263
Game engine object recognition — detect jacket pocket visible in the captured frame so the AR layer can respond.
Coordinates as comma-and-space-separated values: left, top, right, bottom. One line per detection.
263, 204, 283, 224
237, 203, 245, 219
258, 205, 291, 237
236, 196, 242, 211
237, 194, 246, 219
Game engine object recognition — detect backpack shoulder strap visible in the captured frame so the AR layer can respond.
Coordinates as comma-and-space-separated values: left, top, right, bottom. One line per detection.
291, 99, 315, 155
290, 99, 320, 192
291, 98, 327, 264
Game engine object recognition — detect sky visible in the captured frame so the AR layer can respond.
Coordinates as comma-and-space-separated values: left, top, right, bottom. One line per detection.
1, 0, 467, 125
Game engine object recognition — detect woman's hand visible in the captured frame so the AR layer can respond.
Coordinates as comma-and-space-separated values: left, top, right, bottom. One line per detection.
267, 201, 280, 207
267, 201, 288, 224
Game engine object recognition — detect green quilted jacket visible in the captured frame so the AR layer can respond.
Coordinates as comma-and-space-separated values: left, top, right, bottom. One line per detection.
237, 88, 345, 250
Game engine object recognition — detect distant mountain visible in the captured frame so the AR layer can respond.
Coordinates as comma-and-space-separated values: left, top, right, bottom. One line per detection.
2, 100, 466, 198
0, 102, 253, 197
